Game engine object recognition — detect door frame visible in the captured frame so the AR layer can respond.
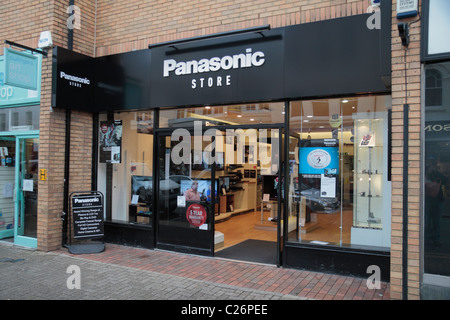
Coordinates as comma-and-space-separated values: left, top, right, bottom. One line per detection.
154, 123, 285, 265
0, 131, 39, 247
154, 128, 217, 256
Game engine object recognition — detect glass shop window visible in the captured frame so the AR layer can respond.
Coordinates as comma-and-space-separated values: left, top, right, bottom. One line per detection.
97, 111, 154, 226
287, 95, 392, 249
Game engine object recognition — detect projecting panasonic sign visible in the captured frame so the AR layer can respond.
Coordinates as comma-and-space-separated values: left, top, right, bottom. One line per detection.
60, 71, 91, 87
163, 48, 265, 77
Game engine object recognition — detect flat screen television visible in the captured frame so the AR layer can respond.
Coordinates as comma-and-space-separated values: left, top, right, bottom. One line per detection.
180, 179, 218, 201
131, 175, 152, 203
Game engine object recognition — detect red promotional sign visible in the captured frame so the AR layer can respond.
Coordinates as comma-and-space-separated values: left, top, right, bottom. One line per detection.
186, 203, 207, 227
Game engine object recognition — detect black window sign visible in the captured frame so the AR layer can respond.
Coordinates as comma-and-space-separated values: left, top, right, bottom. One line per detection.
72, 194, 104, 239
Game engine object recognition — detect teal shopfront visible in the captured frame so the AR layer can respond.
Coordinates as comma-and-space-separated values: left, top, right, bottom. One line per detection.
0, 51, 41, 248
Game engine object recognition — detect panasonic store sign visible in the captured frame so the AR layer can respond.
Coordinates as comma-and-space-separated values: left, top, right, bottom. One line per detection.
163, 48, 266, 90
150, 29, 284, 108
163, 48, 266, 77
52, 46, 94, 111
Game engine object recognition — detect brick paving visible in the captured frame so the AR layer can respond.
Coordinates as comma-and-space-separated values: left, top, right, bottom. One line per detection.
0, 241, 390, 300
54, 243, 390, 300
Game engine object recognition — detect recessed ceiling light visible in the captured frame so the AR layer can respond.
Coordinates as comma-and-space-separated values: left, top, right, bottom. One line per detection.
250, 118, 255, 121
342, 99, 349, 103
205, 106, 211, 109
237, 115, 242, 118
307, 115, 313, 118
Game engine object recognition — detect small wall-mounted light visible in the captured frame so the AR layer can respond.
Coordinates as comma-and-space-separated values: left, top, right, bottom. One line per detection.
398, 23, 409, 47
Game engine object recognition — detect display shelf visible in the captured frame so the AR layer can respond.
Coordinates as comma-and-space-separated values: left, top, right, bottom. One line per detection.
353, 118, 384, 230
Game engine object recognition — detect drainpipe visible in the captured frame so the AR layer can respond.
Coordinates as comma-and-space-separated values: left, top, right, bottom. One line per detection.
62, 0, 74, 247
402, 47, 409, 301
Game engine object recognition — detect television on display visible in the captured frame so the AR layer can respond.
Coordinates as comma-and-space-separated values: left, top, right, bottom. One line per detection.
299, 139, 339, 175
131, 175, 152, 203
180, 179, 218, 201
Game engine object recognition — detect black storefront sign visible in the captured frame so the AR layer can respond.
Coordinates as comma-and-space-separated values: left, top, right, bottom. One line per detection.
149, 30, 285, 108
52, 5, 391, 112
72, 194, 104, 239
52, 46, 94, 111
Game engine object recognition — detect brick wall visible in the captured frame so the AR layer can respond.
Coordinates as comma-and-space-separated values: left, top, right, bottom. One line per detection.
390, 0, 422, 300
94, 0, 374, 56
2, 0, 426, 299
0, 0, 95, 251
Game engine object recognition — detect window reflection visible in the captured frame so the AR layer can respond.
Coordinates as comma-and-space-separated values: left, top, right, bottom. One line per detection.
424, 62, 450, 277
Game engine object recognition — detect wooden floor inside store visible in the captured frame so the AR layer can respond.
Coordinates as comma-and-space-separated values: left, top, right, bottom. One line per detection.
214, 207, 353, 251
215, 210, 277, 250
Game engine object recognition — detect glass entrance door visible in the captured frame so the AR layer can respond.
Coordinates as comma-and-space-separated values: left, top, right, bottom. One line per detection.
15, 136, 39, 247
0, 135, 38, 247
156, 132, 215, 256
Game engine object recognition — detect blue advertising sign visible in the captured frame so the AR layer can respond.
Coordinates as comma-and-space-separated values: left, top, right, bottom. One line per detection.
0, 54, 41, 107
299, 147, 339, 175
4, 48, 39, 90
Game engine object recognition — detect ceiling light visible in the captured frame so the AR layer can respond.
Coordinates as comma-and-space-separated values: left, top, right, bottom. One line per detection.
237, 115, 242, 118
250, 118, 255, 121
307, 115, 313, 118
342, 99, 349, 103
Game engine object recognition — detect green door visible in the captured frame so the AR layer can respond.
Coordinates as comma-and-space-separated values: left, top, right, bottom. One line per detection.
14, 136, 39, 248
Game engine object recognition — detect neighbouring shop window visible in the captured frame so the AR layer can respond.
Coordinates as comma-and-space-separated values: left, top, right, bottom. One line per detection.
0, 105, 39, 132
426, 68, 443, 107
424, 62, 450, 277
287, 95, 392, 249
98, 111, 154, 225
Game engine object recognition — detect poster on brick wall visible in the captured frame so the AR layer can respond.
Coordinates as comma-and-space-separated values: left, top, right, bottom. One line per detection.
99, 120, 122, 163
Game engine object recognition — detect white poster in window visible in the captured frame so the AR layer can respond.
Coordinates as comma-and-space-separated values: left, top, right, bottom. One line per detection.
320, 175, 336, 198
3, 183, 13, 198
131, 194, 139, 205
23, 179, 34, 192
177, 195, 186, 207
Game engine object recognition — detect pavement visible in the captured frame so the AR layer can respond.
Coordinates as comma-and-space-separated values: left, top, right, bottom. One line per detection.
0, 240, 390, 302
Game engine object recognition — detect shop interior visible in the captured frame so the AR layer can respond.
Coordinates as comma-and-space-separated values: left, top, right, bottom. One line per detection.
100, 96, 391, 263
